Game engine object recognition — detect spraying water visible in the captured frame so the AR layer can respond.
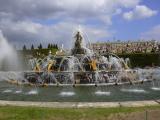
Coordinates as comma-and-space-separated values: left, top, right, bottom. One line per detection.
0, 30, 21, 71
60, 91, 75, 96
26, 89, 38, 95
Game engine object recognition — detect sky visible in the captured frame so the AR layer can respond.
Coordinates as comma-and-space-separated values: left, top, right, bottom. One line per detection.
0, 0, 159, 49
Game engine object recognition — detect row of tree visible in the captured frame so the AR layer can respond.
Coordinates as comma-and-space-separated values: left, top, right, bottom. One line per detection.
23, 43, 58, 50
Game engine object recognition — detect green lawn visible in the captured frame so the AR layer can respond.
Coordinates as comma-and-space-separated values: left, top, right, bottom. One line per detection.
0, 105, 160, 120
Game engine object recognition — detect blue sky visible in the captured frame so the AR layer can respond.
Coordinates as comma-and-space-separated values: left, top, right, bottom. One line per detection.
0, 0, 159, 48
111, 0, 160, 40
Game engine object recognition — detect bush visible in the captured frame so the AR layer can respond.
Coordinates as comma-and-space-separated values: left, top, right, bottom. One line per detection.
117, 53, 160, 68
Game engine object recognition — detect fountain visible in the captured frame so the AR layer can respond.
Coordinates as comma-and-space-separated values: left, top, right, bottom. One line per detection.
15, 31, 141, 87
3, 31, 155, 86
0, 30, 21, 71
0, 30, 160, 102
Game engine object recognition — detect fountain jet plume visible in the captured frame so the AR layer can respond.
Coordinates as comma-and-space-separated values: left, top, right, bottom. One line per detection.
0, 30, 22, 71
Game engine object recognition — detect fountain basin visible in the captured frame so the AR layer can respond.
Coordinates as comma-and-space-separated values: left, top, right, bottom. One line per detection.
0, 77, 160, 102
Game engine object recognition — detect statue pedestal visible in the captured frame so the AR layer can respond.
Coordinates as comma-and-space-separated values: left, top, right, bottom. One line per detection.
71, 48, 86, 55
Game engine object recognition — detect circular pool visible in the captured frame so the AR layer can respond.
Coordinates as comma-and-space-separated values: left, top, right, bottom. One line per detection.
0, 79, 160, 102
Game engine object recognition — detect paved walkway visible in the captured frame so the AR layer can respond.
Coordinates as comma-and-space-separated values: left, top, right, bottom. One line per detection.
0, 100, 160, 108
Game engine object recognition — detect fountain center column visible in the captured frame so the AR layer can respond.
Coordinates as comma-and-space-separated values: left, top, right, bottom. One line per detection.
71, 31, 86, 55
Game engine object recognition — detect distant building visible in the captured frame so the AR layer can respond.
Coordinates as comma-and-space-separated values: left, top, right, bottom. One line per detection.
90, 40, 159, 54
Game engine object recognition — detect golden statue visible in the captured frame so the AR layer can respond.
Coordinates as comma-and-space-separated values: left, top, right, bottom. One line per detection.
34, 63, 41, 72
47, 60, 55, 72
89, 57, 97, 71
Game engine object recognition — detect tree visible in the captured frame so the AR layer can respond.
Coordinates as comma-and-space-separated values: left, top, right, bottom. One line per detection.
50, 44, 53, 48
31, 44, 34, 50
55, 44, 58, 49
23, 45, 27, 50
38, 43, 42, 49
48, 43, 51, 49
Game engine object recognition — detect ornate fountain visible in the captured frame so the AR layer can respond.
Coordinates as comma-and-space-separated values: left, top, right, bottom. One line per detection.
7, 31, 152, 87
1, 30, 160, 103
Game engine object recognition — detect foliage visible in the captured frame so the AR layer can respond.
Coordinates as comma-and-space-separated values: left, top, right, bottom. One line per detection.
20, 48, 58, 58
31, 44, 34, 50
117, 53, 160, 68
23, 45, 27, 50
38, 43, 43, 49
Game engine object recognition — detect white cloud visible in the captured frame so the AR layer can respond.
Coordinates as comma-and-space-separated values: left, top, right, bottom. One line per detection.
0, 20, 111, 49
141, 25, 160, 40
0, 0, 141, 24
123, 5, 157, 20
1, 0, 158, 49
118, 0, 140, 8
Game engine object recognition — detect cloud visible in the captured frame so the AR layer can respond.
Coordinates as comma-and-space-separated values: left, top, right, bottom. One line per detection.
141, 25, 160, 40
123, 5, 157, 20
0, 20, 111, 49
0, 0, 141, 23
1, 0, 157, 49
118, 0, 140, 8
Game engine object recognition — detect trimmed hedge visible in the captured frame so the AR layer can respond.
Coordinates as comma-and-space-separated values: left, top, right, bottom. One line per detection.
117, 53, 160, 68
18, 48, 58, 57
18, 49, 160, 68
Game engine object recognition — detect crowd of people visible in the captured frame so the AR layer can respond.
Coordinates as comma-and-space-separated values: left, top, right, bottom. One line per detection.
91, 40, 160, 54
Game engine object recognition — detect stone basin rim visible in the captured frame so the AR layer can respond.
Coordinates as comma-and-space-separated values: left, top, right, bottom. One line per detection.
0, 99, 160, 108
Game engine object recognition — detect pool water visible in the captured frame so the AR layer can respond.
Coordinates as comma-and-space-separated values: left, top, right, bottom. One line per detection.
0, 80, 160, 102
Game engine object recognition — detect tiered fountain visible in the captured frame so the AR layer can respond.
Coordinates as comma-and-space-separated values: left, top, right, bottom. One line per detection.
0, 30, 160, 102
16, 31, 152, 87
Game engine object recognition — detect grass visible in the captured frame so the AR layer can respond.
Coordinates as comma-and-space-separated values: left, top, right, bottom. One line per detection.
0, 105, 160, 120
